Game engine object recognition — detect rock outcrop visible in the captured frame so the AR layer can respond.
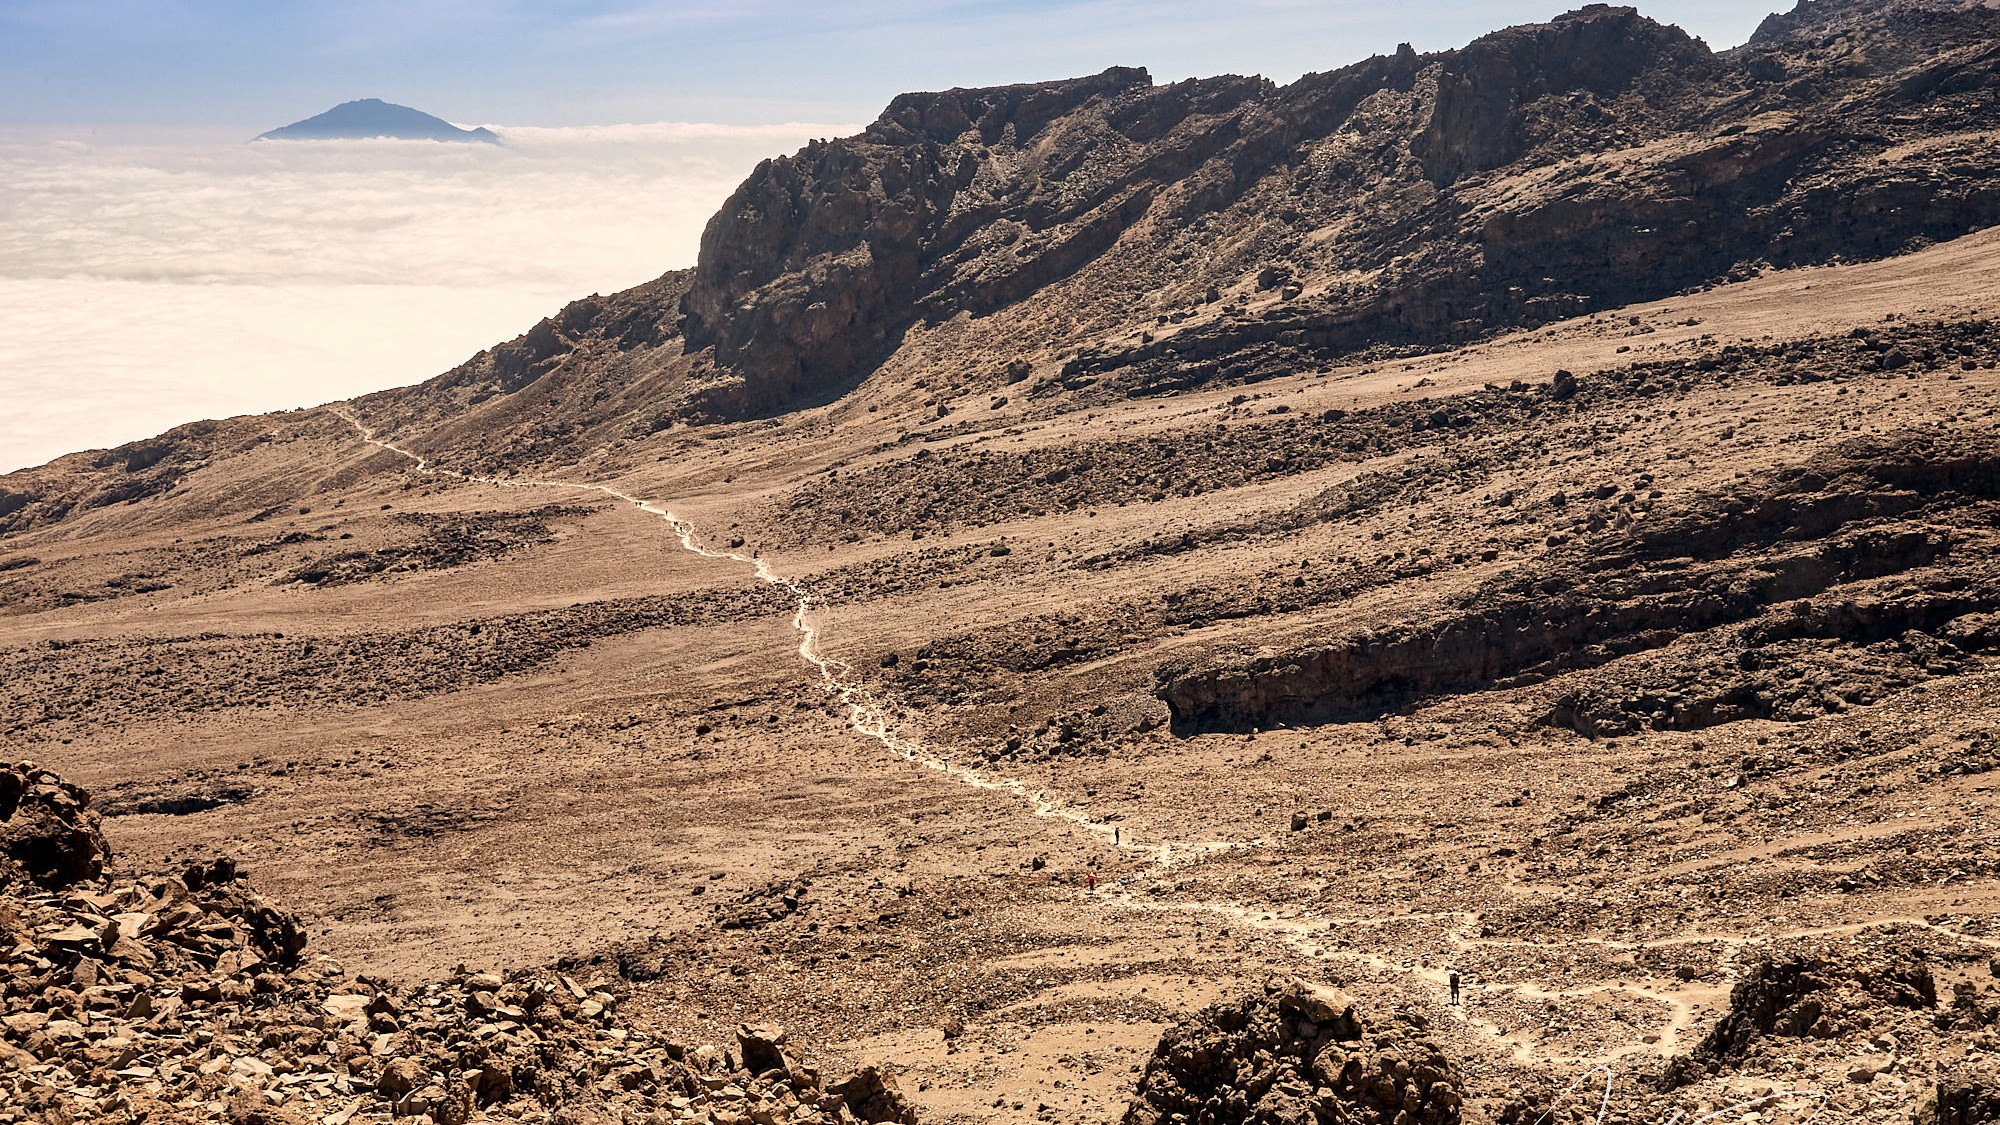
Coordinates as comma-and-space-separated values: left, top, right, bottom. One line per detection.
0, 762, 109, 890
1124, 979, 1462, 1125
675, 0, 2000, 418
1700, 951, 1938, 1055
677, 66, 1234, 414
1156, 423, 2000, 733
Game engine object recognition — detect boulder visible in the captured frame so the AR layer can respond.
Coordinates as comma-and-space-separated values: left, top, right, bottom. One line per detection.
738, 1023, 792, 1077
828, 1065, 920, 1124
1125, 978, 1457, 1125
1913, 1065, 2000, 1125
0, 763, 109, 889
377, 1057, 428, 1100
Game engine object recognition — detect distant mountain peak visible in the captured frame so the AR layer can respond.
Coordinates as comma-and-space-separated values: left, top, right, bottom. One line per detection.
256, 99, 499, 143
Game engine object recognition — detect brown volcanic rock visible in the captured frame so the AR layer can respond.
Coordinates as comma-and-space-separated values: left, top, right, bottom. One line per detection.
1748, 0, 2000, 54
676, 0, 2000, 420
1915, 1064, 2000, 1125
1, 766, 918, 1125
1413, 6, 1716, 185
677, 65, 1237, 415
1700, 950, 1938, 1055
827, 1064, 921, 1124
0, 762, 108, 890
1125, 980, 1461, 1125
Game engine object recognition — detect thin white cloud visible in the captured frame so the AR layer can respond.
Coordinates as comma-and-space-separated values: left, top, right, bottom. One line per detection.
0, 121, 849, 473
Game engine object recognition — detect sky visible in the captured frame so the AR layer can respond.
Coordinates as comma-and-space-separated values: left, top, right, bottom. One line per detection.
2, 1, 1775, 128
0, 1, 1781, 473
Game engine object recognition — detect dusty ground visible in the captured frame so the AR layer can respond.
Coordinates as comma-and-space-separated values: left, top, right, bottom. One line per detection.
7, 229, 2000, 1123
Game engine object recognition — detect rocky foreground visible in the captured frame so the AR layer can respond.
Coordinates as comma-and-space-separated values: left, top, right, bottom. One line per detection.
8, 758, 2000, 1125
0, 763, 919, 1125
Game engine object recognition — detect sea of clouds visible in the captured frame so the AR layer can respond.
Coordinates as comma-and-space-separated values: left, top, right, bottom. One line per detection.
0, 120, 855, 473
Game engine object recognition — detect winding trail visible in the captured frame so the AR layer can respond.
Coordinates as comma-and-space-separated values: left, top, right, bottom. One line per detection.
328, 406, 1991, 1077
328, 407, 1697, 1065
329, 408, 1234, 867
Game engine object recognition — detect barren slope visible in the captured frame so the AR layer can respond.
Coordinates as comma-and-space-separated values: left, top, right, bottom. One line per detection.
6, 3, 2000, 1124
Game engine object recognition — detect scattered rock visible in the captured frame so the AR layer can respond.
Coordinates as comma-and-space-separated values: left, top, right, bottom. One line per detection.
0, 766, 915, 1125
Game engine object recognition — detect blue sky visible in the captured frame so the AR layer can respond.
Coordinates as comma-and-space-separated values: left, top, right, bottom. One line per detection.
5, 1, 1777, 129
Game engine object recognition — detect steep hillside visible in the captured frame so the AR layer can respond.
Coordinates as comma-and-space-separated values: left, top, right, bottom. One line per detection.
407, 0, 2000, 433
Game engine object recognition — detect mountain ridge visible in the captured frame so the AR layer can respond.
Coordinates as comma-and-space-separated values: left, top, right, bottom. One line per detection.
7, 0, 1988, 513
356, 0, 2000, 452
255, 97, 500, 143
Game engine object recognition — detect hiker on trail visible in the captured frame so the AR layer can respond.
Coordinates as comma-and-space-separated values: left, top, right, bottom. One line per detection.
1086, 872, 1097, 893
1113, 827, 1121, 846
1448, 969, 1462, 1005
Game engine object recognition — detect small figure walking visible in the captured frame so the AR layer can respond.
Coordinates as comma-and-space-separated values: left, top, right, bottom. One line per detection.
1447, 968, 1462, 1006
1113, 827, 1121, 846
1086, 872, 1098, 893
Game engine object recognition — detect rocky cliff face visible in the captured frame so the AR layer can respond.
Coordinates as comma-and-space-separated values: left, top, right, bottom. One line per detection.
664, 0, 2000, 418
676, 66, 1270, 415
1413, 7, 1716, 185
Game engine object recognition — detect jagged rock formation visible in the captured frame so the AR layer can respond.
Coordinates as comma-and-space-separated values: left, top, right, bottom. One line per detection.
1124, 980, 1462, 1125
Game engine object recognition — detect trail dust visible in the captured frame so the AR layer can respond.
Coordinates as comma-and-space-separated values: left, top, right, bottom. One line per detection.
329, 407, 1233, 865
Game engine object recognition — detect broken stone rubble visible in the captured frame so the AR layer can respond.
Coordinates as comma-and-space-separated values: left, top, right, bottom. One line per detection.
0, 762, 919, 1125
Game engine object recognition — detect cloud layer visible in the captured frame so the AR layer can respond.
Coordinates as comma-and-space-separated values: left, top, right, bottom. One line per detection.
0, 121, 853, 472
